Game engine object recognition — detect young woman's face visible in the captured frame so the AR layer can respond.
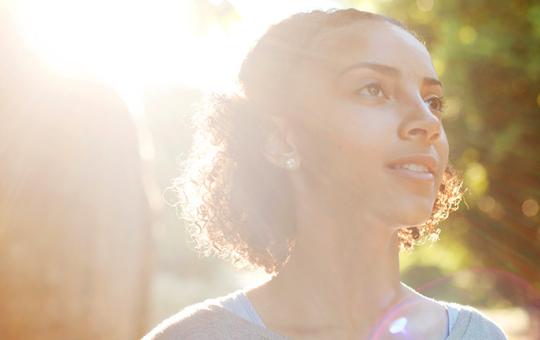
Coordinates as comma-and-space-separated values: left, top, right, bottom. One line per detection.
289, 20, 449, 228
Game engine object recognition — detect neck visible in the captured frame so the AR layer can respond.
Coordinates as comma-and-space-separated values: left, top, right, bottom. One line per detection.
249, 179, 407, 337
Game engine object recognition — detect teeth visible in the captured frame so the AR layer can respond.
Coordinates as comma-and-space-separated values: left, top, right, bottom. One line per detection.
394, 163, 430, 173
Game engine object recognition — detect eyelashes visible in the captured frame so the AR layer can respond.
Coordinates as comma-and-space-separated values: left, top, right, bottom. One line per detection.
355, 82, 386, 98
425, 95, 446, 116
354, 82, 445, 117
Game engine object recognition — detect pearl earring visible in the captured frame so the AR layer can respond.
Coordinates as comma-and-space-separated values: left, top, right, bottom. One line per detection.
285, 158, 298, 170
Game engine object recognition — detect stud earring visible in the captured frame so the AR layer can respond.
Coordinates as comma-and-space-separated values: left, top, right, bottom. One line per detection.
285, 158, 299, 170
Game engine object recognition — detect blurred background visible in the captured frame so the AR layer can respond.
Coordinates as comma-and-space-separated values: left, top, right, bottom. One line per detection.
0, 0, 538, 339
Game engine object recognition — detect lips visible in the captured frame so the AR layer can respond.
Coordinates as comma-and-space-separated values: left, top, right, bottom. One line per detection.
385, 154, 438, 182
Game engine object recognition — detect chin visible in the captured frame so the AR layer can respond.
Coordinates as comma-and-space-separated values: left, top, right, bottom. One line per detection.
396, 200, 435, 227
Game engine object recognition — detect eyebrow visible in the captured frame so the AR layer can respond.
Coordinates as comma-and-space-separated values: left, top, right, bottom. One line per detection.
337, 62, 443, 88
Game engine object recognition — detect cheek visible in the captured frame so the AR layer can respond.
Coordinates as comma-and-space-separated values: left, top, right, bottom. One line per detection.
331, 105, 397, 163
298, 106, 396, 186
437, 131, 450, 172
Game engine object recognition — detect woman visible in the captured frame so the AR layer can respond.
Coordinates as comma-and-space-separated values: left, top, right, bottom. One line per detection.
145, 9, 507, 339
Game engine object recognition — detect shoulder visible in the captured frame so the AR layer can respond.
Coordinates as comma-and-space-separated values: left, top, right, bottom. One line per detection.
440, 302, 508, 339
142, 300, 225, 340
142, 295, 286, 340
399, 283, 507, 339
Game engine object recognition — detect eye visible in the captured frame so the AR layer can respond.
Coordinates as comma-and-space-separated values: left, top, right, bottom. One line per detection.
425, 95, 445, 115
356, 82, 386, 98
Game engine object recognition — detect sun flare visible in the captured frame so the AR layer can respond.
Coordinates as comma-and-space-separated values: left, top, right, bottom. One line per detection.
8, 0, 363, 110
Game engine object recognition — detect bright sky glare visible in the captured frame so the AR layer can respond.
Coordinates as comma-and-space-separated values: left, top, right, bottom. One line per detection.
8, 0, 383, 107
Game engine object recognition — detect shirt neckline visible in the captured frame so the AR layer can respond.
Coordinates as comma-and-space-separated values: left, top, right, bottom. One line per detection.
217, 286, 461, 339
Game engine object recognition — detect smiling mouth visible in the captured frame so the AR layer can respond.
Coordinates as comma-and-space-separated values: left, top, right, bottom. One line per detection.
386, 165, 434, 182
385, 155, 438, 183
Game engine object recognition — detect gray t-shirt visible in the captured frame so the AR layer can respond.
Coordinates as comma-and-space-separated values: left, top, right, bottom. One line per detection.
216, 288, 468, 339
144, 288, 508, 339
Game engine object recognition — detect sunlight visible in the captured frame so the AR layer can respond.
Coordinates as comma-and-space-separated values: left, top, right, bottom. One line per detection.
11, 0, 196, 105
9, 0, 352, 104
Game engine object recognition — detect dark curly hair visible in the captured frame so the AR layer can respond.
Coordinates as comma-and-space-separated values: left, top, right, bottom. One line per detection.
172, 9, 464, 275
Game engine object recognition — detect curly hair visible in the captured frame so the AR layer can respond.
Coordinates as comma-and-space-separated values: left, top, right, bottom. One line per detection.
172, 9, 464, 275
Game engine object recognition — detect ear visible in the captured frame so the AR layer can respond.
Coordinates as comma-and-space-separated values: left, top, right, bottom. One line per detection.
263, 116, 301, 170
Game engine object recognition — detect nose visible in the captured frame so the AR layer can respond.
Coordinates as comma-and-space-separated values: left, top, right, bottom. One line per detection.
398, 98, 442, 144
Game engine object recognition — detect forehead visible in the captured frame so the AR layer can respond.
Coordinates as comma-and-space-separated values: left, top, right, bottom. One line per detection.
302, 20, 436, 79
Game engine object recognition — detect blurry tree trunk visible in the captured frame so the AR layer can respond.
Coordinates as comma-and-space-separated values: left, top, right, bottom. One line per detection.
0, 81, 153, 339
0, 14, 153, 336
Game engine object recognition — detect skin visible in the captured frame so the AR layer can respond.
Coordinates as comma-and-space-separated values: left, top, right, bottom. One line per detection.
245, 19, 450, 339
